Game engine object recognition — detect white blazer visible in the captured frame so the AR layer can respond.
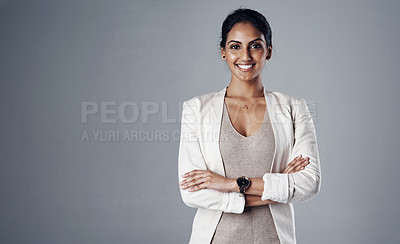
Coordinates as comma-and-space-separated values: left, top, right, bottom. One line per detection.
178, 86, 321, 244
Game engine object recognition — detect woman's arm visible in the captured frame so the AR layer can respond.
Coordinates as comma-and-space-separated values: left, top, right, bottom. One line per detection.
181, 155, 310, 206
242, 156, 307, 207
180, 155, 309, 194
178, 100, 245, 214
238, 155, 310, 197
245, 195, 277, 207
260, 97, 321, 204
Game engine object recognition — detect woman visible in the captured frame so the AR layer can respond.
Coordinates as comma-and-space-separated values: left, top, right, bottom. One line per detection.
178, 8, 321, 244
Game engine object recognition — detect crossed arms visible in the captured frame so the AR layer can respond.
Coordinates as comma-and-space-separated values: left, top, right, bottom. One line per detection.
178, 98, 321, 213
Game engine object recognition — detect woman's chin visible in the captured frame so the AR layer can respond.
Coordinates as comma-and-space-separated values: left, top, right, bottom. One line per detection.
233, 73, 260, 83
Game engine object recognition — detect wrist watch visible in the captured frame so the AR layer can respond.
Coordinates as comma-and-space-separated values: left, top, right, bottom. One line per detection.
236, 176, 251, 196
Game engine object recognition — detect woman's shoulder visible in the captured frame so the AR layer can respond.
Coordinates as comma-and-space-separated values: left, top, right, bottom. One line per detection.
182, 88, 225, 111
268, 90, 312, 119
268, 90, 305, 105
184, 91, 218, 103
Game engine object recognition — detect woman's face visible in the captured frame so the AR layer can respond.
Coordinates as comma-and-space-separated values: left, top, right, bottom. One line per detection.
221, 22, 272, 83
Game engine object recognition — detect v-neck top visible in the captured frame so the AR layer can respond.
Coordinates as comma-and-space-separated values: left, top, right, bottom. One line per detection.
222, 100, 268, 138
210, 99, 280, 244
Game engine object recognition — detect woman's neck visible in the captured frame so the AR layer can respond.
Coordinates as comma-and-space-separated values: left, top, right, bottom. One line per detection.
226, 78, 264, 99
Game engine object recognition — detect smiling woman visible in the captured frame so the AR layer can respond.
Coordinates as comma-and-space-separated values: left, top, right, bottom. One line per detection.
178, 8, 321, 244
221, 22, 271, 83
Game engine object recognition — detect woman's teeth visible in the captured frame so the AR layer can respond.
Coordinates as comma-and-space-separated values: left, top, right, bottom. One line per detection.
236, 64, 254, 71
237, 64, 253, 69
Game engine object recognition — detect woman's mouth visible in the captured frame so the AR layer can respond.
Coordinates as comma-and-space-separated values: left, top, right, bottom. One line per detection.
236, 64, 255, 72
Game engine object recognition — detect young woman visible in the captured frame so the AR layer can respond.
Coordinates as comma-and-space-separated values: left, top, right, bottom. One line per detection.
178, 8, 321, 244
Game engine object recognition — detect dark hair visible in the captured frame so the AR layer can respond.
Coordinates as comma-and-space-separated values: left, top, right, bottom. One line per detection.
220, 8, 272, 49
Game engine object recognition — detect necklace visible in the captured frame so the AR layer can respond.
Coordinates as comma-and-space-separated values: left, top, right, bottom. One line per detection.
226, 86, 264, 110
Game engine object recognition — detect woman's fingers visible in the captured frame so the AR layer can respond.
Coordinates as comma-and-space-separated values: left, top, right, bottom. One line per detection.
180, 169, 231, 192
292, 157, 310, 172
181, 175, 209, 190
180, 170, 210, 190
180, 170, 209, 183
282, 155, 302, 173
283, 155, 309, 173
187, 182, 208, 192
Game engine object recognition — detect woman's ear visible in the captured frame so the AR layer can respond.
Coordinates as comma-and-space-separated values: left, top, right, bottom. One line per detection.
220, 47, 226, 60
266, 44, 273, 60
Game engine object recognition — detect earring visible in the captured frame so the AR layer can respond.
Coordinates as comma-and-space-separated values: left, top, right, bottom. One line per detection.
223, 56, 225, 58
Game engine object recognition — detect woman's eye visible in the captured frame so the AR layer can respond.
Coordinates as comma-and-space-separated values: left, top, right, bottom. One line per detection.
230, 45, 240, 49
250, 43, 261, 49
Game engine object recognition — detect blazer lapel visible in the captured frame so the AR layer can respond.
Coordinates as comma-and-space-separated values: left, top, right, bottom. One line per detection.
265, 88, 292, 174
202, 87, 226, 176
264, 87, 280, 174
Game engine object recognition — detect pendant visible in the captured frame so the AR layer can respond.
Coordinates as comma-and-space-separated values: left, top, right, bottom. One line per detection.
243, 105, 248, 109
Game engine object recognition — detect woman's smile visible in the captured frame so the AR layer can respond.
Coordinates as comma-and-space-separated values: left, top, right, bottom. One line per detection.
236, 63, 256, 72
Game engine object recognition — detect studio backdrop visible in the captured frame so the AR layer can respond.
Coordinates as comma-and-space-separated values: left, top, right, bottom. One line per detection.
1, 0, 399, 243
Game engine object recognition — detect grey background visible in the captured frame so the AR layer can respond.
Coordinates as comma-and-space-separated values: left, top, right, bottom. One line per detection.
1, 0, 399, 243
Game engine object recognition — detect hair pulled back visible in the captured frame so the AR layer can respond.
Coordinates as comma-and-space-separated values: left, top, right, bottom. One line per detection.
220, 8, 272, 49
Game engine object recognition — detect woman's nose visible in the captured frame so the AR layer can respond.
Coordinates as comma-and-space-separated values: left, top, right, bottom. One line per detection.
240, 48, 251, 61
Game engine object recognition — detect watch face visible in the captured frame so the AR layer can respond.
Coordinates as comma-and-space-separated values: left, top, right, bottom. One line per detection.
237, 177, 250, 187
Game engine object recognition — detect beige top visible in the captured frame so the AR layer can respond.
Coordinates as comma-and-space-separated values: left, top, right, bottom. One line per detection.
210, 100, 280, 244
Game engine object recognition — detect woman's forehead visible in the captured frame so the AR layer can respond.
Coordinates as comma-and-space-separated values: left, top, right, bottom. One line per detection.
227, 22, 265, 43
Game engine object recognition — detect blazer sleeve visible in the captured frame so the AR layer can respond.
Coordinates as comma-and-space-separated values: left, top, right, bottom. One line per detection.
261, 97, 322, 203
178, 101, 245, 213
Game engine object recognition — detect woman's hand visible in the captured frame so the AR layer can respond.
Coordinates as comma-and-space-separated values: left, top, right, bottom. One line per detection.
282, 154, 310, 174
180, 170, 236, 193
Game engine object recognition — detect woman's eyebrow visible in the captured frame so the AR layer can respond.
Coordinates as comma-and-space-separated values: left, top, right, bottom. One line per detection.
227, 38, 265, 45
